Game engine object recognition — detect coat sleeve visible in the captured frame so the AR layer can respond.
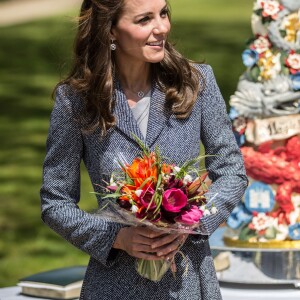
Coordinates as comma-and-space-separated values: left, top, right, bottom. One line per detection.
198, 65, 248, 236
40, 86, 122, 267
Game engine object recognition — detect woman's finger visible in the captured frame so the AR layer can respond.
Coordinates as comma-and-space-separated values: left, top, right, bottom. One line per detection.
150, 234, 179, 250
136, 227, 166, 239
155, 241, 180, 257
151, 233, 187, 250
154, 234, 188, 257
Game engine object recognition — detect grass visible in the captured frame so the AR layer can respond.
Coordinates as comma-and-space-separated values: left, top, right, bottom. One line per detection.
0, 0, 253, 287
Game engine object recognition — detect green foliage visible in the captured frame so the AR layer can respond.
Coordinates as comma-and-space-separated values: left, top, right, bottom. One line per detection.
238, 225, 257, 241
247, 65, 260, 82
0, 13, 92, 287
265, 226, 277, 240
0, 0, 253, 287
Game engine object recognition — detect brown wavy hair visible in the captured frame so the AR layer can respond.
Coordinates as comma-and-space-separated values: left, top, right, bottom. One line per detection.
56, 0, 203, 134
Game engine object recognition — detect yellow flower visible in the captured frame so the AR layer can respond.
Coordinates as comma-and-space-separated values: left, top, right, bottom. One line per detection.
258, 50, 281, 81
282, 13, 300, 43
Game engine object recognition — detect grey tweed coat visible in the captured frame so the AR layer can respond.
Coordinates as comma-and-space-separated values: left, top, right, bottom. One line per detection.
40, 64, 248, 300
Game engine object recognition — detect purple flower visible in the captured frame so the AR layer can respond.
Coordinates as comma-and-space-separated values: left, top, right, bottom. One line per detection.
162, 188, 188, 213
166, 176, 184, 189
176, 205, 204, 225
140, 188, 156, 210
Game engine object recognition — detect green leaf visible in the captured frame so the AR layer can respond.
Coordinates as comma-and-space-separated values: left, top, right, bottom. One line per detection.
282, 67, 290, 76
247, 65, 260, 82
254, 9, 263, 16
100, 192, 122, 199
279, 29, 287, 38
265, 226, 276, 240
175, 154, 210, 179
238, 225, 257, 241
139, 177, 155, 190
132, 133, 150, 155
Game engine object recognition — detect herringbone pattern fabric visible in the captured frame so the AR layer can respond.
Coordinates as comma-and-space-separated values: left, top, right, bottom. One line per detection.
40, 64, 248, 300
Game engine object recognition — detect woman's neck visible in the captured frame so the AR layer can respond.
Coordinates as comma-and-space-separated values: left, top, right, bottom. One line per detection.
116, 62, 152, 106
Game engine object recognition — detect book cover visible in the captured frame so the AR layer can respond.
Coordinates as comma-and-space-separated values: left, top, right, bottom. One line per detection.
18, 266, 86, 299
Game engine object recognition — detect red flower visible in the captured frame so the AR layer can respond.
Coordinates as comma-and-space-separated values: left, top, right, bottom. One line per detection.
140, 187, 156, 210
162, 188, 188, 213
175, 205, 204, 225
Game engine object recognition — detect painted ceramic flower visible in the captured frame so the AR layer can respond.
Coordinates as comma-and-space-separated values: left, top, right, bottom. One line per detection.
280, 13, 300, 43
242, 49, 259, 67
290, 74, 300, 90
257, 50, 281, 80
251, 36, 271, 54
255, 0, 283, 20
288, 223, 300, 240
286, 51, 300, 74
272, 218, 289, 240
250, 212, 273, 231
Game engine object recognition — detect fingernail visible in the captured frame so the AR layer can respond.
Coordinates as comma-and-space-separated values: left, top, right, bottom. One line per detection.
152, 244, 156, 248
158, 252, 163, 256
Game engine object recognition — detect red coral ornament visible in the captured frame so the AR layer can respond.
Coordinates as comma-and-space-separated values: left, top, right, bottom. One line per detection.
241, 136, 300, 221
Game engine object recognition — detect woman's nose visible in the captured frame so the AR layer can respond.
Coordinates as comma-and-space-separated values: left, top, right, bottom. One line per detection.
153, 18, 170, 35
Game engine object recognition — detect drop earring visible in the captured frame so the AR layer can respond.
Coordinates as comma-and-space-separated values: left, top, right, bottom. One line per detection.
110, 40, 116, 51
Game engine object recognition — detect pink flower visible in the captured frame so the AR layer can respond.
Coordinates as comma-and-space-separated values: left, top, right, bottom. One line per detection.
286, 52, 300, 73
107, 186, 118, 192
251, 36, 271, 54
260, 0, 282, 20
140, 188, 156, 210
162, 188, 188, 213
176, 205, 204, 225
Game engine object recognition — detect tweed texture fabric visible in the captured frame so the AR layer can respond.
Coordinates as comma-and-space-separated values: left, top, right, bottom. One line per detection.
40, 64, 248, 300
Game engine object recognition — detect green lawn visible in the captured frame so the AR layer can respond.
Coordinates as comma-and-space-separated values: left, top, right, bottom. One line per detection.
0, 0, 253, 287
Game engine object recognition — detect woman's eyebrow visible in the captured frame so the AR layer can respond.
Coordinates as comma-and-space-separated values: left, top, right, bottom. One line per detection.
134, 5, 168, 18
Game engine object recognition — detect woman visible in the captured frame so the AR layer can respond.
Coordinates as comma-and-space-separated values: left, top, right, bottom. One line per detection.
40, 0, 247, 299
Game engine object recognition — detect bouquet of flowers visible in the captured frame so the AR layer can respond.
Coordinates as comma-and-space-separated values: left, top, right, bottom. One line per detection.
95, 138, 217, 281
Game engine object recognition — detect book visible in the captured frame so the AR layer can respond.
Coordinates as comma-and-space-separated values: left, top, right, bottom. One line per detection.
18, 266, 86, 299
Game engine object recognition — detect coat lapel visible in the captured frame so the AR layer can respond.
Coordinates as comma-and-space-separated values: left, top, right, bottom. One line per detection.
145, 83, 171, 148
113, 80, 144, 143
113, 80, 170, 148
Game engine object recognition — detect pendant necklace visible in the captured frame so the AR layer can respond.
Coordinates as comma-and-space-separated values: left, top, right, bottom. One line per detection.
137, 91, 145, 98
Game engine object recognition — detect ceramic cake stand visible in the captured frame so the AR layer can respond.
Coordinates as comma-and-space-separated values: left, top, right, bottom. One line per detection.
209, 227, 300, 288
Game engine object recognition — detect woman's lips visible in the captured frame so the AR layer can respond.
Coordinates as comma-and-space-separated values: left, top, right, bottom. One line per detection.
146, 40, 164, 47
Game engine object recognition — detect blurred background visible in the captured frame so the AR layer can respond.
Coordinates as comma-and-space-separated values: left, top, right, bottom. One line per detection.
0, 0, 252, 287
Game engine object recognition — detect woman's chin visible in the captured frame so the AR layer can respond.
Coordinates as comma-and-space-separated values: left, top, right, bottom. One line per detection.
146, 53, 165, 64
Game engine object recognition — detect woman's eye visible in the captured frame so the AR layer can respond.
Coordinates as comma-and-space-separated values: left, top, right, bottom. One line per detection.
161, 9, 169, 17
138, 16, 150, 24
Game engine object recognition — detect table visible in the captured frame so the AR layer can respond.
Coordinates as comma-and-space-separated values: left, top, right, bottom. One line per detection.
1, 285, 300, 300
220, 283, 300, 299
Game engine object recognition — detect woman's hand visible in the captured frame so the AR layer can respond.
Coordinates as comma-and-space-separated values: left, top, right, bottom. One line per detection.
113, 226, 187, 261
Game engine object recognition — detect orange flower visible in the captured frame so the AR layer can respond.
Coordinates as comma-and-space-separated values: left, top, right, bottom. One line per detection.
162, 163, 173, 174
125, 153, 158, 188
119, 184, 139, 202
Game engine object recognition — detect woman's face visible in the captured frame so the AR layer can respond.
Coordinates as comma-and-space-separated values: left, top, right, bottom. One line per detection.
111, 0, 171, 67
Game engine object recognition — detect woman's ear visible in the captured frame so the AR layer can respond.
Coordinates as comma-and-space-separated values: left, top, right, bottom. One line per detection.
110, 26, 117, 41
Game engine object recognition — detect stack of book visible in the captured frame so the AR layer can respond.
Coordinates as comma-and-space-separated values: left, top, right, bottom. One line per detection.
18, 266, 86, 299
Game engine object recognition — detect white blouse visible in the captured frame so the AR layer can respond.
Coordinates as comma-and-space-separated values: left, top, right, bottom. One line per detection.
130, 90, 151, 139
